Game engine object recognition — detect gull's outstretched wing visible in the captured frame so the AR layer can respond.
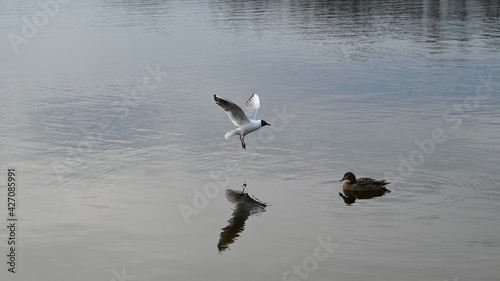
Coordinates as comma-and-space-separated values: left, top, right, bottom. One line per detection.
214, 94, 250, 126
244, 94, 260, 121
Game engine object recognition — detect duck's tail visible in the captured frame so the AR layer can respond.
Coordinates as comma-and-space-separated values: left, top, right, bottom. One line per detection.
224, 129, 238, 139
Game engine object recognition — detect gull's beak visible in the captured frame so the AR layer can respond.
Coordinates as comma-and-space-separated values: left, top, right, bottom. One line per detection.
339, 177, 345, 182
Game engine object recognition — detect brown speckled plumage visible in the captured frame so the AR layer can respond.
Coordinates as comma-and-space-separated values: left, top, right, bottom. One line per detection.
339, 172, 390, 191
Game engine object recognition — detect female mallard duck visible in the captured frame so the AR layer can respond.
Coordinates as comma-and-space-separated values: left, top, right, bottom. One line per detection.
339, 172, 390, 191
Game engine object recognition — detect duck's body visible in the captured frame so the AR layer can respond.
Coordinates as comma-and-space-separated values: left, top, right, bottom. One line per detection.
339, 172, 390, 191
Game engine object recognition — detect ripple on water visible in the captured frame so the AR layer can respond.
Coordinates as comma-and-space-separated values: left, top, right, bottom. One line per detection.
425, 171, 500, 213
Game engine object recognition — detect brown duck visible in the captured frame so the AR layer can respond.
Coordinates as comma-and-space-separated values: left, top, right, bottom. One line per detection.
339, 172, 390, 191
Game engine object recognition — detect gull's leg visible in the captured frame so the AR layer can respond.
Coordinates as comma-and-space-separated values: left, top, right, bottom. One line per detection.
241, 135, 246, 149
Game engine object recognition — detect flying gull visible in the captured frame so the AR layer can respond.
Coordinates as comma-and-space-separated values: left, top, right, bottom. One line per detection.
214, 94, 271, 149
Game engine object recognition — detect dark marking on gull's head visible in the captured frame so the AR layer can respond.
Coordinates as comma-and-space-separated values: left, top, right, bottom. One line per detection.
261, 120, 271, 127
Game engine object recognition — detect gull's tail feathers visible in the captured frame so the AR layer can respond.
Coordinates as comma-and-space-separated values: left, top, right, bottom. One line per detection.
225, 130, 238, 139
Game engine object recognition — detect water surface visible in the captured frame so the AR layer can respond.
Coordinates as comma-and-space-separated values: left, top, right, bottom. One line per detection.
1, 0, 499, 280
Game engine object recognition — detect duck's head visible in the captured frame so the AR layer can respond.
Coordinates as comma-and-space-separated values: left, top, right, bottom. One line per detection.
339, 172, 356, 183
261, 120, 271, 127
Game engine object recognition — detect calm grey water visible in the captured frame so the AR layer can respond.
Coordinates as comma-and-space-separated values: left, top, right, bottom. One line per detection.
1, 0, 500, 280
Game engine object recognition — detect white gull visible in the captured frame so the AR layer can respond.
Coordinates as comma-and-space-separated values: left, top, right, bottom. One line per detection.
214, 93, 271, 149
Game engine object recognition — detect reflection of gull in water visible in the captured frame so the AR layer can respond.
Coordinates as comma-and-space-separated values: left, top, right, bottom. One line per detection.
218, 184, 267, 253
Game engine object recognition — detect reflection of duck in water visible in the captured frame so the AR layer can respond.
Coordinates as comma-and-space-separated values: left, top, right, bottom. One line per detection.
218, 184, 267, 253
338, 172, 390, 205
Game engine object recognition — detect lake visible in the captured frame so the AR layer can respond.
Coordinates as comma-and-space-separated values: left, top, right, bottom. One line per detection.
1, 0, 499, 280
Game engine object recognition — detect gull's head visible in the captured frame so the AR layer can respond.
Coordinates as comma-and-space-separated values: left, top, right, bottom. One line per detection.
261, 120, 271, 127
